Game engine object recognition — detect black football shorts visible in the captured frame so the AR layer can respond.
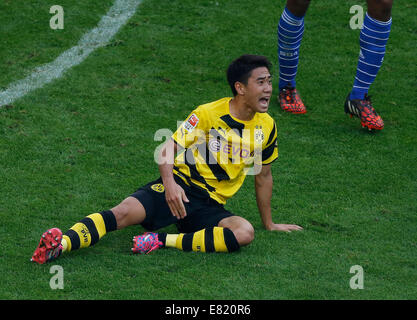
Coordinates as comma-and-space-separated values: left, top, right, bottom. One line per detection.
130, 176, 234, 233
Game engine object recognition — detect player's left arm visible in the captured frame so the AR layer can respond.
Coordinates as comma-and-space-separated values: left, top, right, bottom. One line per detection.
255, 164, 303, 232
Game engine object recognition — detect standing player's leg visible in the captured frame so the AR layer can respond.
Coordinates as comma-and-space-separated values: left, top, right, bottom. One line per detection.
31, 196, 146, 264
277, 0, 310, 114
344, 0, 393, 130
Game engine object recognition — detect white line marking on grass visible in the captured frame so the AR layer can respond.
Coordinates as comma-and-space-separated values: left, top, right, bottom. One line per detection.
0, 0, 142, 107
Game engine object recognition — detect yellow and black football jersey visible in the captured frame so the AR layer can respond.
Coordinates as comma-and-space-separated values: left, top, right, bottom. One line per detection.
172, 97, 278, 204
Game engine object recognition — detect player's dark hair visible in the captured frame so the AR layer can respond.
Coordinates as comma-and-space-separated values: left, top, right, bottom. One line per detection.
227, 54, 272, 96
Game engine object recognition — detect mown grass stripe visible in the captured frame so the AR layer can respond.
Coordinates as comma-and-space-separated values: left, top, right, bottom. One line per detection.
0, 0, 142, 107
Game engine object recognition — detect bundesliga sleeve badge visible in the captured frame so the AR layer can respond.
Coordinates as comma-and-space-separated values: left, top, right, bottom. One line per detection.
183, 113, 199, 133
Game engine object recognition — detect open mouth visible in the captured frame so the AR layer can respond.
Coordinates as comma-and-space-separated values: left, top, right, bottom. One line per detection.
259, 97, 270, 106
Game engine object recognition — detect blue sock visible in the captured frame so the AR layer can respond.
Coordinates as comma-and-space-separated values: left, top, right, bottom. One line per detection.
277, 6, 305, 90
350, 13, 392, 100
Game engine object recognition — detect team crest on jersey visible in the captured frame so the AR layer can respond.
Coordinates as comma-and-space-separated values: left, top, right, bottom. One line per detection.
183, 113, 199, 133
254, 129, 264, 144
151, 184, 165, 193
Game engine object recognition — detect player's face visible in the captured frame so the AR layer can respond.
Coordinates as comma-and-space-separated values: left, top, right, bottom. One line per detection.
243, 67, 272, 113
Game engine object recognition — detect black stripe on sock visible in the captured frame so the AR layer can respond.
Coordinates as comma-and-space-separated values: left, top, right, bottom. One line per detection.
100, 210, 117, 232
158, 233, 167, 247
204, 227, 215, 252
80, 217, 99, 246
223, 228, 240, 252
64, 229, 80, 250
182, 233, 194, 252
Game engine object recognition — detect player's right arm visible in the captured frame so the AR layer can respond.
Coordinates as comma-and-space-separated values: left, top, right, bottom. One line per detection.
158, 139, 189, 220
160, 107, 207, 219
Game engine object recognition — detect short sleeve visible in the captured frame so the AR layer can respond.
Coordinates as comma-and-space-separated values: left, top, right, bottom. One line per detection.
172, 108, 208, 149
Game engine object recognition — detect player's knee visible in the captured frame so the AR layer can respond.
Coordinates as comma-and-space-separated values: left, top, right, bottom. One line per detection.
233, 223, 255, 247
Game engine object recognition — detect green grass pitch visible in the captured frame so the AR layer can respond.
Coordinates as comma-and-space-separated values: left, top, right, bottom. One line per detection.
0, 0, 416, 300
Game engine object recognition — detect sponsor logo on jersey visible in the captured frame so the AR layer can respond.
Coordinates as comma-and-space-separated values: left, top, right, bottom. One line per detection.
208, 139, 221, 152
222, 144, 250, 159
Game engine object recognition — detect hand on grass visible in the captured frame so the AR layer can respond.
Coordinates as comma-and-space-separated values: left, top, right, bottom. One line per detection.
266, 223, 303, 232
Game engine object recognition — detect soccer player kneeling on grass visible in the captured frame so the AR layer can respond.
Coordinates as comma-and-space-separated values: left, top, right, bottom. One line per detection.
31, 54, 303, 264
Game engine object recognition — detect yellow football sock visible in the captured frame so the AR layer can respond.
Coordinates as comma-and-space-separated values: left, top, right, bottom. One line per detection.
164, 227, 239, 253
62, 211, 117, 252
